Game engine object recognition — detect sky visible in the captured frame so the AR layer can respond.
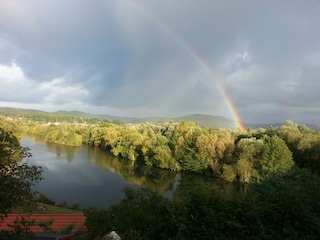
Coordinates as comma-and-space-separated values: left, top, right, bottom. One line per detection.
0, 0, 320, 126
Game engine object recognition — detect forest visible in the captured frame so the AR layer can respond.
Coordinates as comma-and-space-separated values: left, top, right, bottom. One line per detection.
1, 113, 320, 239
3, 114, 320, 183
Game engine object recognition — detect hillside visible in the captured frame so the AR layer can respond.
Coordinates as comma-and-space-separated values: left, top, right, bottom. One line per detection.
175, 114, 234, 129
3, 107, 316, 130
245, 122, 319, 130
0, 107, 237, 129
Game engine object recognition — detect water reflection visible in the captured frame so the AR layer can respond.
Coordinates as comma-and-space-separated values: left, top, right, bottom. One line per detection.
88, 146, 178, 194
42, 140, 178, 195
21, 137, 178, 209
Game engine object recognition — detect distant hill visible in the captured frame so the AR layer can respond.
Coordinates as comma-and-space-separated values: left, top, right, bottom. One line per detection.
175, 114, 234, 129
245, 122, 319, 130
0, 107, 45, 115
0, 107, 236, 129
0, 107, 128, 124
244, 122, 284, 129
1, 107, 317, 130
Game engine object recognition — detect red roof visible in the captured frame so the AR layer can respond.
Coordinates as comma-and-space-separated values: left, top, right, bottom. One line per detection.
0, 214, 85, 233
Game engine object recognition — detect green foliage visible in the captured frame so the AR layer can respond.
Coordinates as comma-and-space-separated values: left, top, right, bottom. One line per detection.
0, 126, 42, 239
83, 188, 175, 240
277, 121, 320, 173
82, 208, 114, 240
37, 219, 76, 235
225, 134, 294, 182
83, 168, 320, 240
59, 223, 75, 235
3, 114, 320, 183
44, 123, 83, 146
172, 186, 247, 240
0, 128, 43, 217
234, 158, 254, 183
258, 135, 293, 177
3, 114, 320, 239
221, 164, 237, 182
0, 216, 35, 240
247, 168, 320, 239
37, 219, 54, 232
112, 188, 176, 240
37, 193, 56, 205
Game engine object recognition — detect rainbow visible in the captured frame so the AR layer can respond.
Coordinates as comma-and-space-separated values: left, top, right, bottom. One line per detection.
124, 0, 245, 130
171, 35, 245, 130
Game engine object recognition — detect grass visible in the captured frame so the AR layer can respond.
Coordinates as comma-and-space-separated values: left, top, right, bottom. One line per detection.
11, 203, 83, 214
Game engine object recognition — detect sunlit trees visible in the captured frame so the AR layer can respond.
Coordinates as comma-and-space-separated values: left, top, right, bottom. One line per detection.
223, 134, 294, 183
276, 120, 303, 158
4, 115, 320, 183
110, 125, 141, 162
90, 126, 105, 146
85, 121, 296, 178
44, 123, 83, 146
296, 130, 320, 173
145, 135, 179, 171
100, 126, 121, 148
164, 122, 220, 172
65, 127, 83, 146
221, 137, 263, 182
277, 121, 320, 173
235, 137, 264, 181
258, 135, 293, 177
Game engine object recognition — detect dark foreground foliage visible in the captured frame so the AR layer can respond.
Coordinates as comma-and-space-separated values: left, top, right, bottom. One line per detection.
0, 127, 43, 216
82, 167, 320, 240
0, 127, 42, 240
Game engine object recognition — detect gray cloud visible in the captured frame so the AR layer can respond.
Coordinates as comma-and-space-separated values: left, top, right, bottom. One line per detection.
0, 0, 319, 125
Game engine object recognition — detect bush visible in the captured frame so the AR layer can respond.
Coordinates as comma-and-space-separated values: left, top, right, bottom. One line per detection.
37, 193, 56, 205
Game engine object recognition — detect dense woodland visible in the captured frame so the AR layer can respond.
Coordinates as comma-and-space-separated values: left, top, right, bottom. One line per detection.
1, 112, 320, 239
2, 114, 320, 183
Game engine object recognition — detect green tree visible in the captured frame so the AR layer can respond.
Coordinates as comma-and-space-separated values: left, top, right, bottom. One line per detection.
233, 137, 264, 182
296, 130, 320, 173
258, 135, 294, 177
0, 128, 42, 218
111, 126, 141, 162
171, 122, 209, 171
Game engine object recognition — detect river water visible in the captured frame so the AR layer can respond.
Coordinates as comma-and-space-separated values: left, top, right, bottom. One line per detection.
21, 137, 180, 209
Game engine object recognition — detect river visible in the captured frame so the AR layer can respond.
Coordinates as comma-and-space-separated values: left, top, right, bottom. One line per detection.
21, 137, 180, 209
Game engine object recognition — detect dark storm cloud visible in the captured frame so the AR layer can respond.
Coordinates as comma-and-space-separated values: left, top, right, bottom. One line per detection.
0, 0, 319, 125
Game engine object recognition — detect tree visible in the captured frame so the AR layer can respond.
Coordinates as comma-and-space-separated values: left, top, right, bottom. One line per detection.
296, 130, 320, 173
232, 137, 264, 182
0, 127, 42, 219
258, 135, 294, 177
231, 134, 294, 182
